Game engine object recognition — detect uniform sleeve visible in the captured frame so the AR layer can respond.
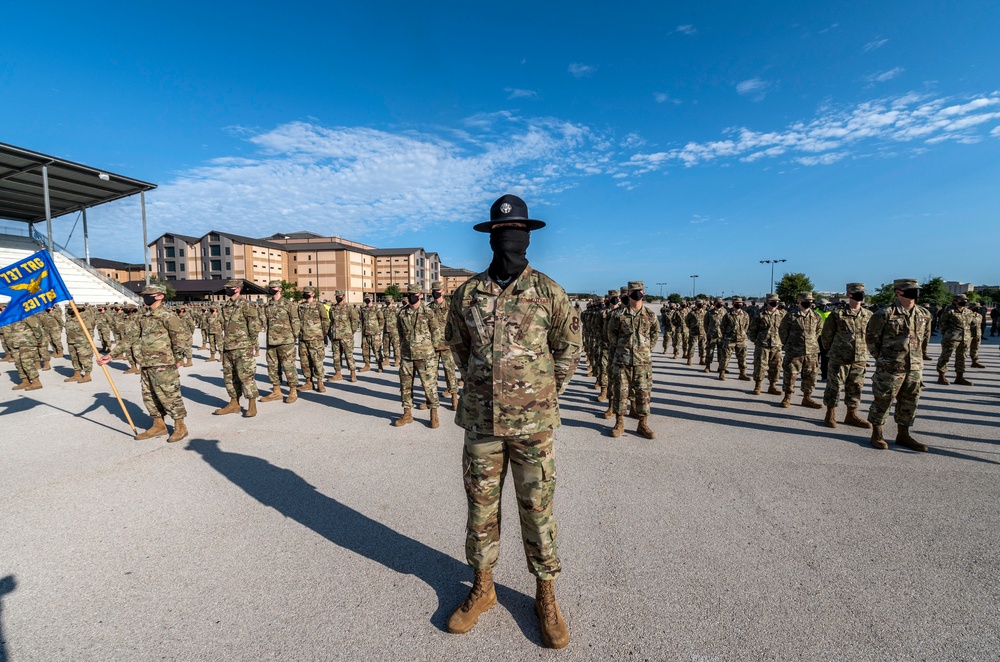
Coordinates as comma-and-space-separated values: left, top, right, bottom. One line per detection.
165, 314, 187, 363
446, 293, 471, 375
778, 313, 790, 345
866, 311, 885, 359
247, 303, 262, 338
820, 312, 837, 351
290, 302, 301, 339
649, 313, 660, 344
427, 308, 443, 348
548, 287, 582, 393
350, 308, 359, 333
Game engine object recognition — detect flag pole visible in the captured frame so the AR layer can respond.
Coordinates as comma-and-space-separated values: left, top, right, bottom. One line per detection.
68, 300, 138, 436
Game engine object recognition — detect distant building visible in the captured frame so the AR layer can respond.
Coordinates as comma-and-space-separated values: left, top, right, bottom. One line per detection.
945, 281, 974, 295
440, 265, 477, 295
90, 257, 146, 283
372, 247, 440, 292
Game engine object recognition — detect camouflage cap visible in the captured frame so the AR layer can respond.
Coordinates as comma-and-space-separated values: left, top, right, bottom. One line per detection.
619, 286, 628, 295
431, 281, 444, 291
732, 297, 744, 303
225, 279, 242, 288
846, 282, 865, 293
714, 297, 723, 304
140, 283, 166, 295
267, 279, 283, 288
627, 281, 645, 291
798, 291, 814, 301
607, 289, 618, 297
766, 293, 780, 302
335, 290, 345, 297
954, 291, 969, 301
406, 283, 422, 294
893, 278, 918, 290
302, 286, 316, 293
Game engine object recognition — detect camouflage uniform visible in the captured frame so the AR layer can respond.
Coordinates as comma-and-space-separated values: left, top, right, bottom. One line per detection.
778, 293, 823, 399
6, 316, 44, 386
685, 304, 707, 362
607, 286, 659, 420
968, 305, 984, 366
703, 300, 726, 370
936, 299, 976, 378
670, 304, 688, 358
596, 292, 619, 393
263, 285, 301, 390
221, 287, 261, 401
396, 288, 440, 410
821, 287, 872, 409
380, 301, 400, 365
447, 264, 581, 581
659, 304, 673, 354
359, 300, 384, 369
39, 307, 65, 355
177, 310, 195, 363
428, 283, 458, 396
866, 288, 931, 428
205, 309, 223, 357
719, 301, 750, 377
748, 295, 784, 386
65, 304, 97, 376
111, 303, 188, 420
297, 288, 330, 384
94, 307, 113, 351
327, 291, 359, 377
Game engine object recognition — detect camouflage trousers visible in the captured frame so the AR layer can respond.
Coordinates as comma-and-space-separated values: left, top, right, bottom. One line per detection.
823, 360, 867, 409
265, 343, 297, 387
381, 330, 400, 363
141, 365, 187, 420
222, 346, 259, 400
399, 357, 438, 409
969, 333, 981, 362
661, 329, 673, 354
936, 340, 967, 375
672, 329, 687, 355
329, 338, 356, 373
434, 347, 458, 394
128, 344, 141, 369
596, 346, 609, 387
867, 369, 922, 427
463, 429, 560, 581
610, 363, 652, 416
752, 345, 781, 383
180, 334, 193, 361
704, 337, 722, 369
298, 340, 325, 383
13, 346, 40, 381
46, 328, 63, 353
719, 341, 747, 374
206, 333, 220, 355
67, 342, 94, 373
687, 333, 705, 360
95, 324, 113, 350
782, 353, 818, 395
361, 334, 382, 366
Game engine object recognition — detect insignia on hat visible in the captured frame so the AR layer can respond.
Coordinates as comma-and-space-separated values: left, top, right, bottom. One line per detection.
499, 202, 512, 214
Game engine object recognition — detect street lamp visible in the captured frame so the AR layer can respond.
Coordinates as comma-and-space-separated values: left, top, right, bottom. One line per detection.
759, 259, 786, 295
690, 275, 699, 298
656, 282, 667, 298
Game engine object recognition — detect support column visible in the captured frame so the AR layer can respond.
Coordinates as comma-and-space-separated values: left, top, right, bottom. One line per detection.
82, 208, 91, 265
42, 165, 53, 252
141, 191, 150, 286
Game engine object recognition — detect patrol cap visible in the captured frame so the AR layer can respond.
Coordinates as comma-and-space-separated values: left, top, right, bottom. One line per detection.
335, 290, 346, 297
953, 292, 969, 301
431, 281, 444, 291
714, 297, 723, 304
846, 282, 865, 294
474, 194, 546, 233
798, 291, 814, 301
225, 279, 243, 288
732, 297, 744, 303
628, 281, 644, 291
140, 284, 166, 295
766, 293, 780, 302
607, 289, 618, 297
302, 286, 316, 293
619, 286, 628, 295
267, 279, 283, 289
406, 283, 422, 294
893, 278, 919, 290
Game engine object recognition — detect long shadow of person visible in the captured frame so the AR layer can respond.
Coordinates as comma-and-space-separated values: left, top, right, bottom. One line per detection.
185, 440, 539, 640
81, 392, 149, 427
0, 574, 16, 662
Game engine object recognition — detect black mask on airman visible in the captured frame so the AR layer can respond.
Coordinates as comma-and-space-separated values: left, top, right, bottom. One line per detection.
629, 291, 644, 302
850, 292, 865, 302
224, 288, 237, 297
488, 227, 529, 284
407, 294, 420, 306
336, 296, 344, 304
142, 295, 158, 306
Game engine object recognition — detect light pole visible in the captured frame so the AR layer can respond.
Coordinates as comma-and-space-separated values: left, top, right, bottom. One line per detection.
690, 275, 699, 299
759, 259, 786, 295
656, 282, 667, 298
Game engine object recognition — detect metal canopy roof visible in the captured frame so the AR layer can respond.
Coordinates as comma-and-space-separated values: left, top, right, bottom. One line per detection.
0, 142, 157, 223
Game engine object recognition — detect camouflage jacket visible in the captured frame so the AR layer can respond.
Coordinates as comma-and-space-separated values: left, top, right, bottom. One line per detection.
704, 307, 726, 339
721, 309, 750, 344
446, 266, 582, 436
938, 305, 976, 344
205, 311, 224, 335
779, 307, 822, 357
95, 310, 112, 330
39, 309, 64, 334
328, 303, 359, 340
397, 303, 440, 361
65, 306, 97, 344
608, 305, 660, 366
221, 298, 261, 351
382, 305, 399, 336
265, 297, 300, 346
113, 315, 139, 351
427, 300, 452, 350
6, 316, 44, 348
670, 308, 688, 335
298, 300, 330, 342
112, 306, 185, 367
866, 303, 931, 373
359, 305, 384, 337
685, 308, 706, 336
600, 306, 622, 347
659, 306, 673, 333
176, 313, 195, 338
748, 308, 784, 349
821, 306, 872, 364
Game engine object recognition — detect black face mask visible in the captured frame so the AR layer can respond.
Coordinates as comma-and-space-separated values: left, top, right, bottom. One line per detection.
488, 227, 530, 283
899, 288, 920, 300
304, 293, 313, 299
433, 291, 443, 299
336, 296, 344, 304
267, 288, 278, 296
224, 288, 237, 297
142, 295, 158, 306
955, 300, 966, 307
407, 294, 420, 306
850, 292, 865, 302
733, 304, 742, 310
364, 300, 371, 305
801, 301, 813, 309
714, 303, 723, 308
629, 291, 644, 302
768, 301, 778, 308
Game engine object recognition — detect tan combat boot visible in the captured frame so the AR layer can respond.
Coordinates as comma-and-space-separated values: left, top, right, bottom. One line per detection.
636, 416, 656, 439
244, 398, 257, 418
673, 351, 679, 359
78, 372, 92, 383
349, 369, 357, 382
167, 419, 189, 443
628, 400, 640, 420
718, 371, 726, 381
824, 406, 837, 428
738, 370, 751, 381
602, 406, 614, 419
25, 378, 43, 391
330, 371, 342, 381
300, 380, 313, 391
64, 370, 81, 383
418, 402, 428, 410
703, 365, 710, 373
780, 392, 792, 408
41, 359, 51, 371
214, 397, 241, 415
801, 394, 822, 409
316, 381, 327, 393
447, 569, 497, 634
12, 379, 28, 391
936, 371, 949, 385
135, 417, 168, 440
535, 578, 570, 649
429, 408, 440, 429
359, 362, 370, 373
954, 374, 973, 386
596, 387, 608, 402
896, 425, 928, 452
185, 358, 193, 367
205, 354, 216, 363
394, 408, 413, 427
259, 388, 283, 403
284, 386, 298, 404
971, 360, 985, 368
752, 380, 762, 395
843, 408, 871, 429
686, 356, 693, 366
767, 381, 781, 395
451, 392, 459, 409
870, 424, 888, 450
610, 415, 625, 438
922, 352, 932, 361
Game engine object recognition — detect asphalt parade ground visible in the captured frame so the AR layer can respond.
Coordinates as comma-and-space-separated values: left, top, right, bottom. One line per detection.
1, 334, 998, 661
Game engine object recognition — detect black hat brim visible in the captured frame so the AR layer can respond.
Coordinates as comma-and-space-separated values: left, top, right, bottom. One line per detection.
473, 219, 546, 233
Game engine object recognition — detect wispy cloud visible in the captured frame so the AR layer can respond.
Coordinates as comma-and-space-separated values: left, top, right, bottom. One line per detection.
819, 23, 839, 34
863, 37, 888, 52
568, 62, 596, 78
654, 92, 682, 105
505, 87, 537, 99
736, 77, 772, 102
624, 92, 1000, 171
866, 67, 905, 83
672, 25, 697, 35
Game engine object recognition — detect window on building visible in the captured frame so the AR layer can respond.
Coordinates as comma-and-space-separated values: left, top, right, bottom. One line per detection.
308, 255, 312, 260
165, 247, 175, 258
202, 248, 206, 257
180, 264, 185, 272
210, 245, 221, 257
209, 233, 219, 241
179, 249, 185, 257
226, 262, 231, 271
308, 268, 312, 274
294, 268, 298, 275
293, 255, 297, 261
225, 247, 230, 256
166, 262, 176, 272
164, 236, 174, 244
211, 260, 221, 271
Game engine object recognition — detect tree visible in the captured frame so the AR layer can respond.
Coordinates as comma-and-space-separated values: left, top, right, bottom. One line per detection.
918, 277, 951, 307
667, 292, 682, 304
775, 273, 815, 306
870, 282, 896, 307
383, 284, 402, 302
148, 276, 176, 301
279, 280, 301, 301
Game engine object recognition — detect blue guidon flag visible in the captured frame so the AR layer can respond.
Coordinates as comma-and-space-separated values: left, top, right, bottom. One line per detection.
0, 249, 72, 328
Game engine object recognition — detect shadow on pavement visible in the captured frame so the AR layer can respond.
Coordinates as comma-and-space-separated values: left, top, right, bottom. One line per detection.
0, 574, 16, 662
185, 440, 539, 640
82, 392, 149, 428
0, 396, 40, 416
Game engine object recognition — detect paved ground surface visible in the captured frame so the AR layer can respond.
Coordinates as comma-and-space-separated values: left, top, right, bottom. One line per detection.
1, 331, 998, 661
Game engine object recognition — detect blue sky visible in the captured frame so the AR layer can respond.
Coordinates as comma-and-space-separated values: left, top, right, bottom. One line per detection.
3, 1, 999, 296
